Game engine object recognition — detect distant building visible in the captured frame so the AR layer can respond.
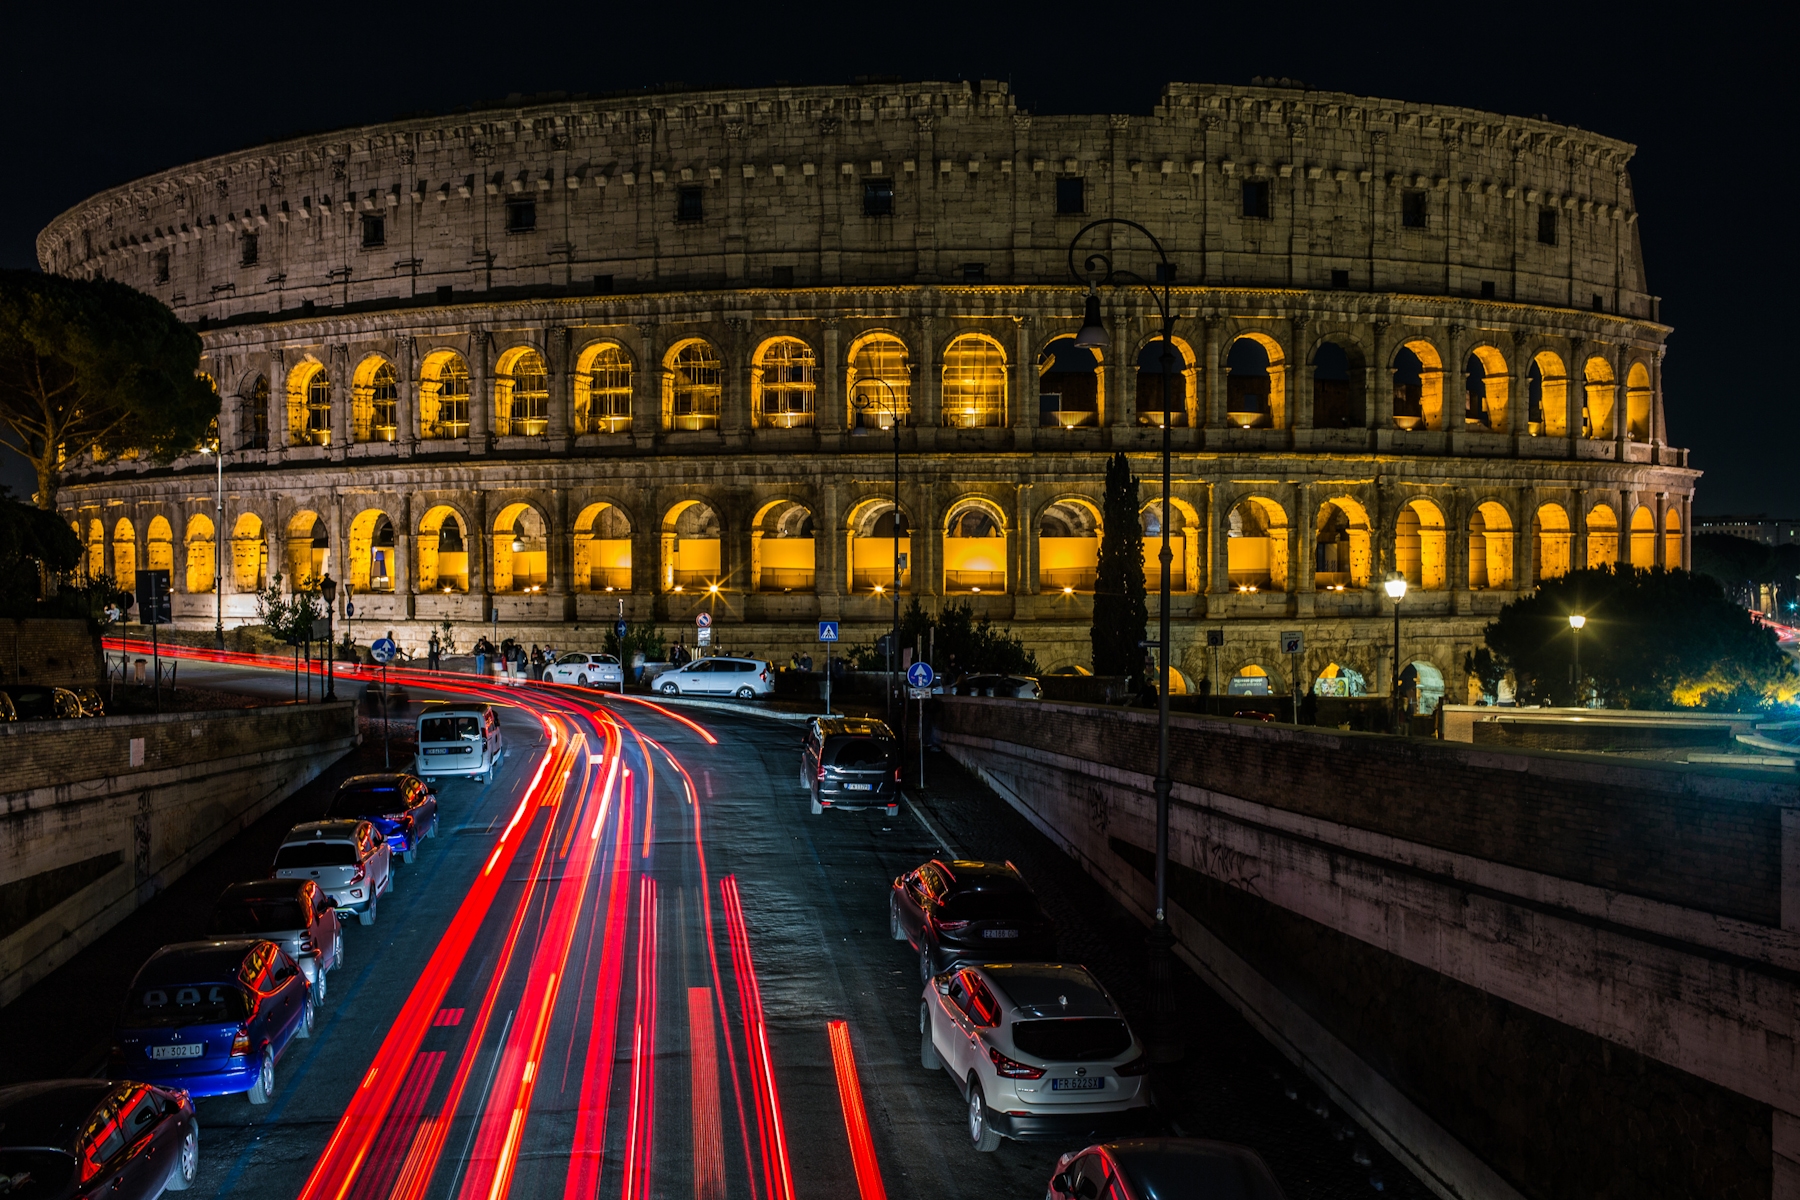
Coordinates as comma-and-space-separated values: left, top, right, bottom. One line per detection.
1695, 516, 1800, 546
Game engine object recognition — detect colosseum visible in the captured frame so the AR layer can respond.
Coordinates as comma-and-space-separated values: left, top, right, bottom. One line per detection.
38, 79, 1695, 703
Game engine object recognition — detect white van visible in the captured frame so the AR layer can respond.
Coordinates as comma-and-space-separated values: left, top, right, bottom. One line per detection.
415, 703, 504, 782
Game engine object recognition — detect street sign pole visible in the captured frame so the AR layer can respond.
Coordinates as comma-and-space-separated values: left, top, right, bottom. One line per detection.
382, 659, 390, 767
818, 620, 840, 715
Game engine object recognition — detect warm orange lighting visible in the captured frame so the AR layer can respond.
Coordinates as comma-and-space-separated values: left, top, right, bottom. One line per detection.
970, 586, 982, 593
673, 585, 685, 593
1062, 585, 1074, 595
707, 583, 720, 595
871, 584, 885, 595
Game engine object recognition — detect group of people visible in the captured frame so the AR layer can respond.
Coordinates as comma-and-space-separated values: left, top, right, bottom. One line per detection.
467, 637, 561, 683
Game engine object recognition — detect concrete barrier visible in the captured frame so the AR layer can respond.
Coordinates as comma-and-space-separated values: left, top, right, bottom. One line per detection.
0, 703, 356, 1007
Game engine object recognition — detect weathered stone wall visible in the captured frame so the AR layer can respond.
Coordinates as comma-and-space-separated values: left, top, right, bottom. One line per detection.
0, 703, 357, 1006
0, 619, 101, 688
935, 696, 1800, 1200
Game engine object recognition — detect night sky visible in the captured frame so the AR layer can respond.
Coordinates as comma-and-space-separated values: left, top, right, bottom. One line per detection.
2, 5, 1785, 516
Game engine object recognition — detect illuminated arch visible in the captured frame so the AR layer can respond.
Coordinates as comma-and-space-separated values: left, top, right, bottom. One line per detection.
1625, 361, 1652, 441
351, 355, 399, 443
1038, 336, 1102, 428
663, 339, 723, 431
751, 499, 816, 591
845, 332, 911, 428
347, 509, 397, 593
1400, 660, 1447, 717
417, 504, 470, 593
144, 516, 173, 577
1133, 335, 1196, 427
1469, 501, 1515, 590
943, 495, 1009, 594
1629, 505, 1657, 570
1037, 497, 1101, 593
574, 342, 633, 435
1390, 338, 1445, 430
940, 333, 1007, 428
418, 350, 471, 441
1314, 496, 1372, 590
1139, 498, 1201, 593
286, 360, 331, 447
1528, 351, 1569, 437
661, 499, 723, 592
84, 519, 105, 580
111, 517, 137, 588
1663, 507, 1683, 568
1225, 333, 1289, 428
1395, 498, 1447, 589
573, 502, 633, 593
494, 347, 549, 437
846, 497, 913, 594
284, 511, 328, 586
184, 513, 216, 594
1583, 356, 1617, 439
1464, 345, 1512, 430
1585, 502, 1619, 568
752, 337, 818, 429
490, 501, 549, 592
1226, 495, 1290, 592
231, 513, 267, 592
1532, 503, 1572, 581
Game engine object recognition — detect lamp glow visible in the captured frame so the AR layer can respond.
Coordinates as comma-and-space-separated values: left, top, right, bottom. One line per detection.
1568, 613, 1586, 630
1384, 577, 1408, 601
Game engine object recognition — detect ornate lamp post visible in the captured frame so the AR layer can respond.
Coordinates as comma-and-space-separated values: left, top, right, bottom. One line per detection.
1568, 612, 1586, 704
1385, 574, 1409, 731
1068, 218, 1181, 1062
854, 379, 905, 730
199, 439, 224, 650
319, 573, 339, 700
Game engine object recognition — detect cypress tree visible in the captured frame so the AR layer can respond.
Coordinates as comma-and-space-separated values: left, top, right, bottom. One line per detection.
1090, 452, 1148, 678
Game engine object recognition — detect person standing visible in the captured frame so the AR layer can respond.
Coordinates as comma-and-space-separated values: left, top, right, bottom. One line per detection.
473, 636, 488, 679
428, 631, 442, 672
530, 644, 545, 681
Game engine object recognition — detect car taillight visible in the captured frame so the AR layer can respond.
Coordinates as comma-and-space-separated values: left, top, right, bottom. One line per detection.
1115, 1053, 1151, 1076
231, 1029, 251, 1057
817, 763, 827, 781
894, 767, 902, 782
351, 864, 366, 883
988, 1046, 1046, 1079
299, 937, 317, 954
760, 668, 769, 681
937, 920, 970, 932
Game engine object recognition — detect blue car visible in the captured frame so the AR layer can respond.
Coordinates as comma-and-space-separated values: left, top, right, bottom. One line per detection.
324, 773, 439, 864
112, 939, 314, 1103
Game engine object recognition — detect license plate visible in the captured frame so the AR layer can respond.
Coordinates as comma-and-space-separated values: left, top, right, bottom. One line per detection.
424, 747, 449, 755
982, 928, 1020, 939
151, 1044, 204, 1060
844, 783, 873, 791
1051, 1076, 1104, 1091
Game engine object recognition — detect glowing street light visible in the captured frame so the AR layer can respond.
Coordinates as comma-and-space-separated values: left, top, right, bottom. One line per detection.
1385, 575, 1408, 732
1569, 612, 1587, 704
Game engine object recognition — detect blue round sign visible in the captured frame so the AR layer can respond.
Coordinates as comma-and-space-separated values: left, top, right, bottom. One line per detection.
906, 661, 935, 688
614, 619, 628, 639
370, 637, 398, 664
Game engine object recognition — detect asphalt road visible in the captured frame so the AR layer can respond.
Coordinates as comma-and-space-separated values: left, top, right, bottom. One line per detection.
5, 650, 1423, 1199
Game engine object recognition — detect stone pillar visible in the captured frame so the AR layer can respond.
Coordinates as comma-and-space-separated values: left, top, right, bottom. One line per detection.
468, 328, 490, 457
1619, 488, 1634, 568
819, 321, 844, 435
1613, 343, 1631, 459
724, 318, 751, 440
1565, 336, 1584, 459
397, 493, 415, 619
1514, 488, 1535, 589
819, 482, 842, 598
1443, 324, 1464, 432
1446, 490, 1469, 603
547, 325, 571, 446
1203, 319, 1224, 429
1016, 483, 1036, 595
1370, 321, 1392, 430
471, 489, 490, 612
1650, 345, 1668, 453
1107, 308, 1133, 430
1571, 488, 1588, 571
1208, 486, 1230, 597
1654, 492, 1668, 568
1011, 316, 1035, 451
1291, 482, 1313, 618
917, 316, 941, 429
633, 322, 659, 446
547, 486, 570, 601
328, 343, 349, 459
397, 337, 418, 456
918, 481, 940, 599
1290, 317, 1313, 431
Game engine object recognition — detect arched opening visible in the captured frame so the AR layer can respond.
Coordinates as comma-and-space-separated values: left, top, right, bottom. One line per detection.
846, 333, 912, 428
351, 357, 399, 443
1311, 341, 1359, 428
1583, 357, 1616, 439
574, 343, 633, 434
1400, 661, 1446, 716
1625, 362, 1652, 442
1469, 502, 1515, 590
752, 500, 816, 591
231, 513, 267, 592
940, 334, 1007, 428
1531, 351, 1568, 436
240, 375, 270, 450
1139, 501, 1195, 592
145, 516, 173, 576
418, 506, 469, 593
1037, 499, 1100, 593
494, 348, 550, 437
1391, 339, 1444, 430
1313, 662, 1368, 698
1226, 497, 1289, 591
573, 503, 633, 592
664, 339, 723, 431
287, 361, 331, 447
1586, 504, 1619, 568
1134, 337, 1194, 427
185, 514, 216, 594
348, 510, 397, 593
419, 351, 471, 440
847, 500, 912, 594
752, 337, 817, 429
112, 518, 137, 588
1532, 504, 1572, 581
1227, 663, 1272, 696
491, 503, 548, 592
943, 498, 1008, 593
1664, 508, 1683, 568
285, 512, 328, 586
1395, 498, 1447, 589
1225, 335, 1287, 428
1629, 506, 1657, 569
85, 519, 105, 581
1314, 497, 1372, 589
662, 501, 722, 592
1466, 346, 1511, 431
1037, 336, 1101, 428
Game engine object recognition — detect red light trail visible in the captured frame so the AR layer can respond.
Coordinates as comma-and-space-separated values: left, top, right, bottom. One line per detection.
827, 1021, 889, 1200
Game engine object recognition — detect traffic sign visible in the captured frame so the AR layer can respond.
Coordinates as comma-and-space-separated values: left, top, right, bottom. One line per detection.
909, 687, 932, 699
345, 602, 355, 617
614, 619, 628, 639
696, 612, 712, 629
906, 661, 935, 689
1206, 629, 1226, 647
817, 620, 840, 643
1280, 630, 1304, 655
370, 637, 398, 664
697, 627, 713, 647
134, 570, 171, 626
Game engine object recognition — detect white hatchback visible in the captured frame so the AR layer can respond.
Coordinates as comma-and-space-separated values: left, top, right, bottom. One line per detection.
545, 652, 624, 688
922, 962, 1153, 1151
655, 657, 775, 699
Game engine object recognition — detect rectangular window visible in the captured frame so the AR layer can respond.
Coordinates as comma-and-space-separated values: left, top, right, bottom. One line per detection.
1402, 189, 1428, 228
1537, 208, 1558, 245
961, 263, 986, 283
505, 196, 537, 233
1056, 177, 1084, 215
1480, 280, 1496, 299
240, 233, 258, 266
1155, 262, 1178, 284
360, 213, 385, 248
1592, 293, 1605, 312
863, 178, 894, 216
770, 265, 794, 287
1330, 268, 1350, 289
593, 275, 613, 295
1241, 180, 1270, 219
676, 185, 704, 222
153, 251, 170, 284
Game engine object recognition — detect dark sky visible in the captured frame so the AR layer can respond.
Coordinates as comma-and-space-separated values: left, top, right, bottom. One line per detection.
3, 4, 1788, 515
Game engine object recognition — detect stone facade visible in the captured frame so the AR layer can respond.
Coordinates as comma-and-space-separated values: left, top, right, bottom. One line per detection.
41, 80, 1696, 692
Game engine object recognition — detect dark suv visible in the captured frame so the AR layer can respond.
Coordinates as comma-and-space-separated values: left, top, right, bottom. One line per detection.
801, 716, 901, 816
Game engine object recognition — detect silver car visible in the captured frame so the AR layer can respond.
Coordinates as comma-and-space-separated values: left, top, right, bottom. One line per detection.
545, 652, 624, 688
922, 962, 1152, 1151
415, 703, 504, 782
272, 820, 392, 926
656, 657, 775, 699
209, 878, 343, 1001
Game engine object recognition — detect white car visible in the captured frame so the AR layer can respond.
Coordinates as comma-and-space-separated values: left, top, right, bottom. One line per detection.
922, 962, 1153, 1151
546, 652, 624, 688
655, 657, 775, 699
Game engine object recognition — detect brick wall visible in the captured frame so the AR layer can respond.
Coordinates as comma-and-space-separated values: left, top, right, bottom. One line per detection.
1, 619, 101, 688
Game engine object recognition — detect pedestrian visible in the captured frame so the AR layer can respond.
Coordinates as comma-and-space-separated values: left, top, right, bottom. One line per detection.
530, 644, 545, 681
473, 636, 489, 679
800, 652, 813, 673
514, 642, 528, 684
671, 637, 689, 666
427, 631, 441, 672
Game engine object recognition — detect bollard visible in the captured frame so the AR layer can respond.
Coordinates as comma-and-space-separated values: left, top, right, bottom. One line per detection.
134, 658, 147, 684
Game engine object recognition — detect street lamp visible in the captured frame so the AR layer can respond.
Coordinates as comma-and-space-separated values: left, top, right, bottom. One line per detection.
854, 379, 905, 736
319, 573, 338, 701
1568, 612, 1586, 705
1385, 574, 1408, 733
1068, 218, 1180, 1062
199, 440, 224, 650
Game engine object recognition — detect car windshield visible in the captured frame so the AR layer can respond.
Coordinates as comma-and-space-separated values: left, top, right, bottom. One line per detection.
828, 737, 894, 768
126, 983, 249, 1027
1118, 1149, 1283, 1200
213, 899, 306, 933
939, 889, 1036, 921
274, 842, 357, 869
4, 689, 58, 719
0, 1150, 75, 1198
1010, 1017, 1132, 1062
421, 716, 480, 741
326, 788, 404, 818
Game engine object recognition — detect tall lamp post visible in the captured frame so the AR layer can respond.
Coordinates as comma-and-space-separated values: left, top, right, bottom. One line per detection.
319, 574, 339, 701
1385, 574, 1409, 732
199, 440, 224, 649
1568, 612, 1586, 705
854, 380, 905, 731
1069, 218, 1181, 1062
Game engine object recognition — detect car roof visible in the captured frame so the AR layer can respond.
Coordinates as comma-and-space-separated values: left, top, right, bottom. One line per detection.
814, 717, 895, 738
131, 939, 265, 988
339, 773, 418, 790
420, 702, 490, 715
931, 859, 1027, 889
0, 1080, 123, 1151
283, 820, 366, 842
1101, 1139, 1288, 1200
216, 879, 312, 904
978, 963, 1116, 1018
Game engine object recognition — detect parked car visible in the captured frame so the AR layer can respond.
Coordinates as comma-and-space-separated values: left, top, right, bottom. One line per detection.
113, 939, 314, 1104
892, 859, 1056, 980
272, 820, 392, 926
0, 1078, 198, 1198
1047, 1139, 1287, 1200
414, 703, 504, 782
655, 657, 775, 699
0, 684, 83, 720
1233, 709, 1278, 723
801, 716, 901, 815
323, 773, 439, 863
949, 674, 1042, 699
208, 879, 342, 1002
0, 691, 15, 721
72, 686, 107, 717
359, 681, 412, 715
544, 652, 624, 688
922, 962, 1152, 1151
